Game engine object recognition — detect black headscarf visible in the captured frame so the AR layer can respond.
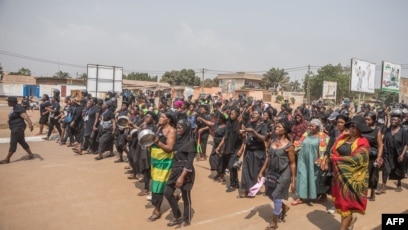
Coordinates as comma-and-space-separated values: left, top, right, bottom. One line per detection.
145, 111, 157, 123
174, 119, 196, 153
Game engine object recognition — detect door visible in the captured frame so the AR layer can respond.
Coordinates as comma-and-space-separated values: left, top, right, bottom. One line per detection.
61, 85, 67, 97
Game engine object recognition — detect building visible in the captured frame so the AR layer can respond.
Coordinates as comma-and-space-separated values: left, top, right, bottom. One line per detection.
216, 72, 263, 92
0, 73, 85, 99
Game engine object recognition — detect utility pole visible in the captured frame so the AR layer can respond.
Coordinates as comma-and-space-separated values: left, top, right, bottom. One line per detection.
307, 65, 311, 104
201, 68, 205, 93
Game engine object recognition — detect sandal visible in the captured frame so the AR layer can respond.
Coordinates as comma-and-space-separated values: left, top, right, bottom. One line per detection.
265, 224, 278, 229
167, 217, 182, 226
291, 199, 304, 206
94, 156, 103, 160
368, 195, 375, 201
279, 206, 290, 221
128, 175, 138, 180
124, 166, 131, 170
137, 190, 150, 196
114, 159, 124, 163
375, 188, 386, 195
395, 186, 402, 192
147, 213, 161, 222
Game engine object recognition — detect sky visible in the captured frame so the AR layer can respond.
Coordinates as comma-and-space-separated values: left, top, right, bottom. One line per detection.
0, 0, 407, 86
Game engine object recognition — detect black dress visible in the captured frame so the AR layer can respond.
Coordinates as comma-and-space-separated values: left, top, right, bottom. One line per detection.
362, 127, 380, 189
383, 127, 407, 180
241, 121, 267, 192
97, 110, 115, 153
209, 124, 226, 171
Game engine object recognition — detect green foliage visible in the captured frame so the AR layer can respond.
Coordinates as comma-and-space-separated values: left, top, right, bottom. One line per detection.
289, 80, 302, 92
160, 69, 200, 86
78, 73, 87, 80
203, 78, 219, 87
10, 67, 31, 76
275, 95, 284, 103
124, 72, 158, 82
375, 89, 398, 105
303, 64, 350, 102
53, 71, 70, 78
261, 68, 290, 91
290, 97, 295, 104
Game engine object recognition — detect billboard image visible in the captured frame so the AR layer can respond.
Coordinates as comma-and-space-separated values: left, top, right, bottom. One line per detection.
351, 58, 376, 93
322, 81, 337, 100
381, 61, 401, 92
87, 64, 123, 98
399, 77, 408, 103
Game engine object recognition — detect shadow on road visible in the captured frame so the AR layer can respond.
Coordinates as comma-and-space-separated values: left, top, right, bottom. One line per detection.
12, 153, 44, 163
306, 209, 339, 229
244, 203, 273, 223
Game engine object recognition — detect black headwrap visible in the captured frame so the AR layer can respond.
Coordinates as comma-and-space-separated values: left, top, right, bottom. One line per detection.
164, 111, 177, 127
278, 118, 292, 134
174, 119, 196, 153
145, 111, 157, 123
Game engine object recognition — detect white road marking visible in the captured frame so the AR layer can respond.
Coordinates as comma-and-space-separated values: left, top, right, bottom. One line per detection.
195, 203, 270, 225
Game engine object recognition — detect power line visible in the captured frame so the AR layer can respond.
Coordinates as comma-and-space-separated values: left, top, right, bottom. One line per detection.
0, 50, 85, 69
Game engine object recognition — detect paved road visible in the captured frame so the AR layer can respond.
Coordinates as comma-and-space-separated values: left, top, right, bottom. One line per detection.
1, 141, 408, 230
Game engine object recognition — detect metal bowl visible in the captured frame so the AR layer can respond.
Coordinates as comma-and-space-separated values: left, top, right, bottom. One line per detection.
138, 129, 155, 147
129, 128, 138, 137
117, 116, 129, 129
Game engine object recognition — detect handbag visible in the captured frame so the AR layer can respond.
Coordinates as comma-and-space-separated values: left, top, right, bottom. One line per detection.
319, 171, 333, 186
265, 171, 280, 189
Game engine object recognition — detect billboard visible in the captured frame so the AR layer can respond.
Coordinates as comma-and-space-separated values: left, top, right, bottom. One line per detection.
322, 81, 337, 100
381, 61, 401, 92
351, 58, 376, 93
87, 64, 123, 98
399, 77, 408, 103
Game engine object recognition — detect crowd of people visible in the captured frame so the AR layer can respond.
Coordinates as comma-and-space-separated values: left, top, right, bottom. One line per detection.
3, 90, 408, 229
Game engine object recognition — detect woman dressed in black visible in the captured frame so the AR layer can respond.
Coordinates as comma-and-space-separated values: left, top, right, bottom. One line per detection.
95, 102, 116, 160
164, 119, 196, 228
210, 113, 227, 181
1, 97, 34, 164
80, 98, 99, 154
363, 112, 383, 201
240, 107, 267, 197
216, 107, 243, 192
379, 111, 408, 193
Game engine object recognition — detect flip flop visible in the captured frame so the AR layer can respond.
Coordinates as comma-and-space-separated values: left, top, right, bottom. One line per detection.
147, 213, 161, 222
291, 200, 303, 206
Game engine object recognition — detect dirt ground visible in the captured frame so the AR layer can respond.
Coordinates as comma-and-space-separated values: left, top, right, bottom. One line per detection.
1, 106, 408, 230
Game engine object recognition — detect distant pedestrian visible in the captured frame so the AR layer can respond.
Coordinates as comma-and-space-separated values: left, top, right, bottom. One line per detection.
0, 96, 35, 164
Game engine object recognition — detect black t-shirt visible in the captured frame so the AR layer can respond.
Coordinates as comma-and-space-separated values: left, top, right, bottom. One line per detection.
51, 102, 61, 116
9, 104, 26, 130
40, 100, 51, 115
101, 110, 115, 121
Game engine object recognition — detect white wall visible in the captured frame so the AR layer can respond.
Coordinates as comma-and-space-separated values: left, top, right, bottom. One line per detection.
0, 83, 24, 96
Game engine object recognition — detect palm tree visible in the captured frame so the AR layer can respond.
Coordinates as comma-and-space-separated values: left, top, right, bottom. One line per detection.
53, 71, 70, 78
289, 80, 301, 92
261, 68, 290, 91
